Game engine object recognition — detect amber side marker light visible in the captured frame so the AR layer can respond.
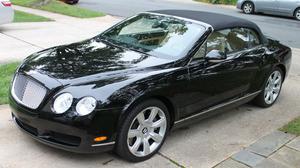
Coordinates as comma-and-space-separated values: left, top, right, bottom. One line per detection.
94, 136, 107, 142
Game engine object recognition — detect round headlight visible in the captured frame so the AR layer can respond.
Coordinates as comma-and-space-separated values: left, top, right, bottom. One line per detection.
53, 93, 73, 114
76, 97, 97, 116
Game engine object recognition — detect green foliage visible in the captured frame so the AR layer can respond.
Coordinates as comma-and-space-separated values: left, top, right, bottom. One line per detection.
11, 0, 105, 18
280, 117, 300, 136
0, 63, 20, 105
14, 10, 52, 22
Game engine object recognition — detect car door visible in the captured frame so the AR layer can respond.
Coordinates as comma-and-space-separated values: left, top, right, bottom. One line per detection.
277, 0, 298, 15
255, 0, 279, 14
182, 28, 264, 118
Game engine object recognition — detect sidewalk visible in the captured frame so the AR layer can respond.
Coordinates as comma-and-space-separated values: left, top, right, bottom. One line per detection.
216, 131, 300, 168
0, 5, 121, 63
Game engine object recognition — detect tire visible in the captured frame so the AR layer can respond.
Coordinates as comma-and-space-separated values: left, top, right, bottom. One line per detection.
242, 2, 255, 14
115, 99, 170, 162
253, 67, 283, 108
66, 0, 78, 5
294, 8, 300, 21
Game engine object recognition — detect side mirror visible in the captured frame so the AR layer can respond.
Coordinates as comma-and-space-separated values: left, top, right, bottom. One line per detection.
205, 50, 227, 62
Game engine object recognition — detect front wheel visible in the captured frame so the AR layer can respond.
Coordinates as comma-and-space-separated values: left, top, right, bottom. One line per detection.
242, 2, 254, 14
253, 68, 283, 107
115, 99, 170, 162
294, 8, 300, 21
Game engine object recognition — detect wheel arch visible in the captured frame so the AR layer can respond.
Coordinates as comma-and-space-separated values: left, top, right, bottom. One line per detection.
275, 64, 286, 82
116, 95, 177, 132
294, 7, 300, 17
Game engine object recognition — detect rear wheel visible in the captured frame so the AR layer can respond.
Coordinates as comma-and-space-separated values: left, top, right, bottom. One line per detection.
294, 8, 300, 20
116, 99, 170, 162
253, 67, 283, 107
242, 2, 254, 14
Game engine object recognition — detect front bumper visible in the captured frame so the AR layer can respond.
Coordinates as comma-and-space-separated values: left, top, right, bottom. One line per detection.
10, 100, 115, 154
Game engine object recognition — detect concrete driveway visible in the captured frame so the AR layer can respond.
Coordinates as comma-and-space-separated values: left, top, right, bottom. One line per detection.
1, 49, 300, 168
0, 6, 120, 63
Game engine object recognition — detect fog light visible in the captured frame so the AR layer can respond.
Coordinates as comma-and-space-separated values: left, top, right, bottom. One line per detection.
94, 136, 107, 142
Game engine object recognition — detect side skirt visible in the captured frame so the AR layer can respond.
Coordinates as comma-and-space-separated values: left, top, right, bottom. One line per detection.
173, 91, 261, 129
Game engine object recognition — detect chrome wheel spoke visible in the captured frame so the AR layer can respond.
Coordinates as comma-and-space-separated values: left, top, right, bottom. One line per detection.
143, 139, 151, 155
148, 108, 158, 122
152, 118, 166, 128
265, 91, 270, 99
273, 87, 280, 94
130, 137, 142, 153
150, 133, 163, 143
270, 93, 274, 102
274, 78, 281, 85
128, 129, 139, 138
137, 112, 145, 125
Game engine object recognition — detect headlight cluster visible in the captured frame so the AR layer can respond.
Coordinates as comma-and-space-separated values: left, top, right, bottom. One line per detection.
53, 93, 96, 116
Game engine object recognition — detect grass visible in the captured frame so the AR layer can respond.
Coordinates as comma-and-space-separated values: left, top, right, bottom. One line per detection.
280, 117, 300, 136
194, 0, 237, 5
0, 63, 20, 105
14, 10, 52, 22
11, 0, 105, 18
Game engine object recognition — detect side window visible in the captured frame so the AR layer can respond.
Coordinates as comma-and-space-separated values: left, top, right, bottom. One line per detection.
206, 30, 228, 54
192, 28, 260, 61
248, 29, 261, 47
193, 43, 206, 59
226, 28, 249, 52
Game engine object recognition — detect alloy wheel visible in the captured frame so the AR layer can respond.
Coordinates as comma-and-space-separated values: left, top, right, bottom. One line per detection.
127, 107, 167, 157
243, 3, 253, 14
296, 9, 300, 20
264, 70, 282, 104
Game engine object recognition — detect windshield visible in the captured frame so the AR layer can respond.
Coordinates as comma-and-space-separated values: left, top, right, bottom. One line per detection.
101, 13, 207, 59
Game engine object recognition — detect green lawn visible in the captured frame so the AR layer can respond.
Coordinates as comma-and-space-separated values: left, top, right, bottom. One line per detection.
11, 0, 105, 18
280, 117, 300, 136
0, 63, 20, 105
14, 10, 52, 22
194, 0, 237, 5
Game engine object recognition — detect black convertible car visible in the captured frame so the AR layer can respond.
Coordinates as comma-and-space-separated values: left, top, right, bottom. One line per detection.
10, 10, 291, 162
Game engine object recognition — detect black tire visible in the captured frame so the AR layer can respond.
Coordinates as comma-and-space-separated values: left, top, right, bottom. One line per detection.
294, 8, 300, 21
242, 2, 255, 14
253, 67, 283, 108
66, 0, 78, 5
115, 99, 170, 162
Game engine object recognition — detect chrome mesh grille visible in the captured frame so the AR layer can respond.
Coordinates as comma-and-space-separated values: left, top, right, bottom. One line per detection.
12, 74, 47, 109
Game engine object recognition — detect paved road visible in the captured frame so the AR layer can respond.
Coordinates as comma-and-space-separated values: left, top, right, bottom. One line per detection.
78, 0, 300, 48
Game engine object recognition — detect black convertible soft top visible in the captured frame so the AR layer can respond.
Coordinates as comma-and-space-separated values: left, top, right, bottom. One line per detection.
150, 10, 266, 42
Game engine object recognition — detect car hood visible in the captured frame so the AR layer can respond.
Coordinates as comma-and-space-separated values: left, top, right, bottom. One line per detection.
19, 39, 175, 86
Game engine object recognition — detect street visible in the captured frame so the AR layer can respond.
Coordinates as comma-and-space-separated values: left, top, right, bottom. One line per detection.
78, 0, 300, 48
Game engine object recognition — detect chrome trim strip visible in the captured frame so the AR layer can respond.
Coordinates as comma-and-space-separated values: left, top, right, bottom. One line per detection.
142, 12, 213, 31
91, 141, 116, 147
11, 75, 26, 107
11, 74, 46, 110
174, 90, 261, 125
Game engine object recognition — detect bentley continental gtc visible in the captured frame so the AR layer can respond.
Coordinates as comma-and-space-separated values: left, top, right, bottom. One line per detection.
10, 10, 292, 162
